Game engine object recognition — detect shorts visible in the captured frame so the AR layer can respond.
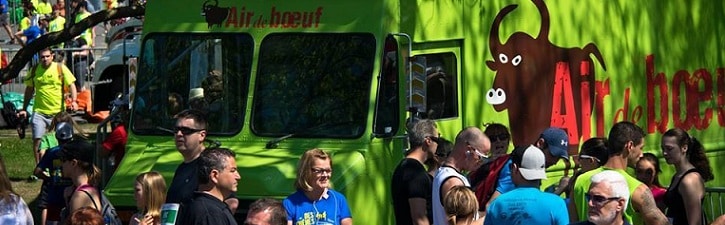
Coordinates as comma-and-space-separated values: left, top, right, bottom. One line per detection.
31, 112, 53, 140
0, 13, 8, 26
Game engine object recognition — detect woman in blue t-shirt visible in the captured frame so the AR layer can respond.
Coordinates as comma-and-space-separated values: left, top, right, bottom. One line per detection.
283, 148, 353, 225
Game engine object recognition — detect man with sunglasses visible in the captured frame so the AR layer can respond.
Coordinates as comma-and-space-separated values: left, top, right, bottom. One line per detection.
569, 122, 668, 225
167, 109, 209, 204
18, 48, 77, 172
571, 170, 630, 225
432, 127, 490, 225
485, 145, 569, 225
392, 119, 438, 225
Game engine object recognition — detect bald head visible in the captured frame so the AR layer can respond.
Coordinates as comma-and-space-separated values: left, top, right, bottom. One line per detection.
455, 127, 490, 153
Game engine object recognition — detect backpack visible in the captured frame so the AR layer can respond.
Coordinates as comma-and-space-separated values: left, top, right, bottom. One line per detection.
81, 189, 123, 225
468, 154, 510, 210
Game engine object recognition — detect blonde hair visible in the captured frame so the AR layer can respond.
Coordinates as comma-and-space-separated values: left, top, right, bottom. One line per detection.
136, 171, 167, 224
444, 186, 479, 225
0, 156, 18, 203
294, 148, 332, 192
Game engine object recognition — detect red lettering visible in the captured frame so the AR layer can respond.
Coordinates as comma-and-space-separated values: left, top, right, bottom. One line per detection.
270, 6, 280, 28
718, 68, 725, 126
672, 70, 691, 130
614, 88, 630, 122
550, 62, 579, 146
595, 79, 610, 137
225, 7, 238, 28
580, 61, 592, 141
691, 69, 713, 129
646, 55, 669, 134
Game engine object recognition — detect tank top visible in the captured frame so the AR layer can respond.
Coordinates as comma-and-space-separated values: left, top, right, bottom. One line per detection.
432, 166, 470, 225
664, 168, 707, 225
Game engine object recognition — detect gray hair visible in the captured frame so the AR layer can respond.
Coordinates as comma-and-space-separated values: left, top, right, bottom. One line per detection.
590, 170, 630, 210
408, 119, 437, 149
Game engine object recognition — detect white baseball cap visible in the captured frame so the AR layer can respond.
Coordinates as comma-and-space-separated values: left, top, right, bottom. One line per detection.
511, 145, 547, 180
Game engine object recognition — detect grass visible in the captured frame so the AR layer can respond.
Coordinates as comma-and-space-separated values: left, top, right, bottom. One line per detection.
1, 123, 100, 224
1, 131, 43, 224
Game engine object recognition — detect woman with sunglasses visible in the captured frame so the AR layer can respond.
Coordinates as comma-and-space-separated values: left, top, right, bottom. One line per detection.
634, 153, 666, 212
283, 148, 353, 225
58, 139, 102, 223
661, 128, 713, 225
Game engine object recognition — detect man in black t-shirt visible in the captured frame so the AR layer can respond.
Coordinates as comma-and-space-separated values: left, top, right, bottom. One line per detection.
166, 109, 208, 204
391, 119, 439, 225
178, 148, 240, 225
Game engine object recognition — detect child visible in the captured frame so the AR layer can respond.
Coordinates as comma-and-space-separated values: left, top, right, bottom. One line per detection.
34, 122, 75, 225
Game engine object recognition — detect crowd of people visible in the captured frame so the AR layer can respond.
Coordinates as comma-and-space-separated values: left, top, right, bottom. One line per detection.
393, 119, 725, 225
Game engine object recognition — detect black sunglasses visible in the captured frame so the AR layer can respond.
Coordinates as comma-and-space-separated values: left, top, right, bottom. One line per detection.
427, 136, 442, 143
489, 133, 510, 141
585, 193, 620, 205
175, 126, 204, 135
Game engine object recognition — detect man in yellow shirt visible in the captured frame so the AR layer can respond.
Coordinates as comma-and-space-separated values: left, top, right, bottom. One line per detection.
17, 48, 77, 167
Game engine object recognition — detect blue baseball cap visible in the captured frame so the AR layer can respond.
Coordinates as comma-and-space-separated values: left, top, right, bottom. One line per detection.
540, 127, 569, 159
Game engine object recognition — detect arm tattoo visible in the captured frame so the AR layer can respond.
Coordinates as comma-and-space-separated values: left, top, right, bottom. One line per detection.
638, 187, 670, 225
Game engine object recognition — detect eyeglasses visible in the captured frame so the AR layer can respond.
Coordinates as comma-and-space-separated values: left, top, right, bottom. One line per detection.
585, 193, 620, 206
467, 141, 490, 159
174, 126, 204, 135
311, 168, 332, 175
489, 133, 510, 142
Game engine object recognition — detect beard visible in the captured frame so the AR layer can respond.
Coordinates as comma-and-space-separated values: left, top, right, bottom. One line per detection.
589, 210, 618, 225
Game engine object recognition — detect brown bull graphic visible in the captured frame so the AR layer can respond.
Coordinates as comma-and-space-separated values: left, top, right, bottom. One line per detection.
485, 0, 606, 151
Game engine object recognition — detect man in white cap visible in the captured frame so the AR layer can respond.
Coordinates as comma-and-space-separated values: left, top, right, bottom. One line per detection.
480, 127, 569, 215
484, 145, 569, 225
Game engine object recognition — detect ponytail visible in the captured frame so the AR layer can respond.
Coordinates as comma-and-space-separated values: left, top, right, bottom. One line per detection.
688, 137, 713, 181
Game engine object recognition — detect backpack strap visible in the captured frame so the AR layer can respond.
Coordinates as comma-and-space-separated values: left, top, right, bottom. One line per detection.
80, 189, 100, 211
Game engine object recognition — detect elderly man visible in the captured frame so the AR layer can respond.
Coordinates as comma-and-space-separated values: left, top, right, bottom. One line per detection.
571, 170, 630, 225
570, 121, 668, 225
432, 127, 490, 225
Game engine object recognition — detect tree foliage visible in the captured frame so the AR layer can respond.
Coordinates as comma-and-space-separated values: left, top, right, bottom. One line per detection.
0, 5, 145, 82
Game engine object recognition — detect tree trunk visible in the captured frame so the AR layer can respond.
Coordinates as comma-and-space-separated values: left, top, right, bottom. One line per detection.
0, 5, 145, 82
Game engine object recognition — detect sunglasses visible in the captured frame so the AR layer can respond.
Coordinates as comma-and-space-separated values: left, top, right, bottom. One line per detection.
467, 141, 490, 159
427, 136, 442, 143
576, 154, 601, 163
174, 126, 204, 135
585, 193, 620, 206
489, 133, 510, 141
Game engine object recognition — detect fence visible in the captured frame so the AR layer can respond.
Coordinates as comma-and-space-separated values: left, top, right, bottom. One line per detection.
1, 46, 108, 94
706, 187, 725, 222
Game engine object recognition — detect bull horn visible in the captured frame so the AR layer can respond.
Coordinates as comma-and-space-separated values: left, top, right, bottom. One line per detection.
532, 0, 550, 40
489, 5, 518, 56
202, 0, 211, 7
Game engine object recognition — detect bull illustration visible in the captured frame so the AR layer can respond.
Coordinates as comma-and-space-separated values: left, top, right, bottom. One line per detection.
484, 0, 606, 149
201, 0, 230, 29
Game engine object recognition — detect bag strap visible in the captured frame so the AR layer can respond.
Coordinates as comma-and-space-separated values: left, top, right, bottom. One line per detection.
80, 189, 100, 211
57, 63, 66, 109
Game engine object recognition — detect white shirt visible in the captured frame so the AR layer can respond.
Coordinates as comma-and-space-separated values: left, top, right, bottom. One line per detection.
432, 166, 470, 225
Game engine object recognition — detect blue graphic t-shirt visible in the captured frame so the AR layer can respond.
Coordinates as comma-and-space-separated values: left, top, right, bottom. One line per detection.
484, 187, 569, 225
37, 146, 73, 205
283, 189, 352, 225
